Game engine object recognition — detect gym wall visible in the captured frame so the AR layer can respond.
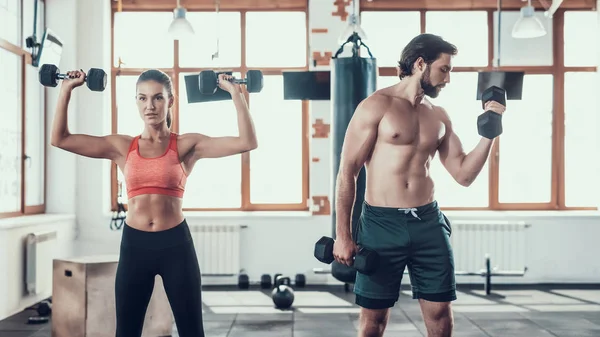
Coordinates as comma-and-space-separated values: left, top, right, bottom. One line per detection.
0, 0, 77, 320
1, 3, 598, 321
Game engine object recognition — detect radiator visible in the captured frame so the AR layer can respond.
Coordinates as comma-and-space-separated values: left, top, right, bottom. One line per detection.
190, 224, 244, 277
25, 230, 58, 295
449, 220, 530, 274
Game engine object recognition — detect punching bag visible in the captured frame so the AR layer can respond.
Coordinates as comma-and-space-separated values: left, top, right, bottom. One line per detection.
330, 36, 377, 285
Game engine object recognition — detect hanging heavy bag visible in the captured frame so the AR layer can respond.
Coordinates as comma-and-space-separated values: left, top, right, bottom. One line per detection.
271, 276, 295, 309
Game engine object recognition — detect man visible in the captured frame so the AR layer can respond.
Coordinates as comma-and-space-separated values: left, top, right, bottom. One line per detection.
332, 33, 506, 337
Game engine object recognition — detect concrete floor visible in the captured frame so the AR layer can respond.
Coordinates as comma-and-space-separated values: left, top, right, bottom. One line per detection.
2, 284, 600, 337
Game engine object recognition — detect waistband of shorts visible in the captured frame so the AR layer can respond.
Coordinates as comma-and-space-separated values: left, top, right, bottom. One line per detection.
362, 200, 439, 217
121, 219, 192, 249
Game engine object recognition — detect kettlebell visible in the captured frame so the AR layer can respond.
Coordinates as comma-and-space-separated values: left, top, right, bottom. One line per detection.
37, 300, 52, 316
271, 276, 295, 309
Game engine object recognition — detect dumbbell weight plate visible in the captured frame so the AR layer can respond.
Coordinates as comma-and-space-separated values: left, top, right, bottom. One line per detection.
238, 274, 250, 289
87, 68, 108, 92
477, 111, 503, 139
260, 274, 272, 289
246, 70, 264, 93
295, 273, 306, 287
199, 70, 218, 95
481, 86, 506, 109
353, 247, 379, 275
314, 236, 335, 264
39, 64, 59, 87
478, 85, 506, 139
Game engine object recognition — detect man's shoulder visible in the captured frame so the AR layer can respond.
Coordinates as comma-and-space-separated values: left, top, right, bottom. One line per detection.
362, 90, 408, 111
423, 98, 450, 118
352, 93, 395, 125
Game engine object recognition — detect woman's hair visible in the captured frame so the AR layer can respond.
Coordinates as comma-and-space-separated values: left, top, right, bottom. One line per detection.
398, 33, 458, 80
136, 69, 174, 128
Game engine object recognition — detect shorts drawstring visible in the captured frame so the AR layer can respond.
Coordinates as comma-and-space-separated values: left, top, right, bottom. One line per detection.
398, 207, 421, 220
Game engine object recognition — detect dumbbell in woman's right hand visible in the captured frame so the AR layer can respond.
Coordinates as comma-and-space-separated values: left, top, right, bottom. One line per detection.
61, 69, 87, 91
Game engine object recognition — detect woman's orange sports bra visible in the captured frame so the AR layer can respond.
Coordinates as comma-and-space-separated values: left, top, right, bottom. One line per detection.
123, 132, 187, 199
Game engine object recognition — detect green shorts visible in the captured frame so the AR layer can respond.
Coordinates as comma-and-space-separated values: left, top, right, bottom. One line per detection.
353, 201, 456, 309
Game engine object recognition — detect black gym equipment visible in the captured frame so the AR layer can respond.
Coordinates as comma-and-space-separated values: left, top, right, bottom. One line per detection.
477, 86, 506, 139
294, 273, 306, 287
283, 71, 331, 100
26, 299, 52, 325
38, 64, 107, 92
329, 33, 377, 286
184, 72, 233, 103
37, 300, 52, 316
238, 272, 250, 289
271, 276, 295, 309
260, 274, 272, 289
198, 69, 263, 95
314, 236, 379, 275
404, 254, 528, 296
476, 71, 524, 101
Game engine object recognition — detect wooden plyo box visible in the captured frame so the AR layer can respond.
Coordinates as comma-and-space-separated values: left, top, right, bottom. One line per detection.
52, 255, 174, 337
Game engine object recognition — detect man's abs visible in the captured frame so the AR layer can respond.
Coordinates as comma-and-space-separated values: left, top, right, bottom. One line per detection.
364, 148, 437, 208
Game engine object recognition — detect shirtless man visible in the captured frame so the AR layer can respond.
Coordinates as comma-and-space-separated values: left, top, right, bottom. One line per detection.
332, 33, 506, 337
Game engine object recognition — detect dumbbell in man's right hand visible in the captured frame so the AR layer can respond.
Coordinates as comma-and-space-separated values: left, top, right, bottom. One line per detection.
314, 236, 379, 275
333, 236, 358, 267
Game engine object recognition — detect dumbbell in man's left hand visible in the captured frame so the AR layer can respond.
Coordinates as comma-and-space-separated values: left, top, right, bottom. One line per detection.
483, 100, 506, 117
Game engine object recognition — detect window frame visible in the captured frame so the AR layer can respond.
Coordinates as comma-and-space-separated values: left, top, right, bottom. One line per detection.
0, 36, 47, 218
362, 7, 597, 211
109, 7, 310, 212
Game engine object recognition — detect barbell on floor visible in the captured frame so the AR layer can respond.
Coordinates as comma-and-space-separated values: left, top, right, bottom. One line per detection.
313, 255, 528, 296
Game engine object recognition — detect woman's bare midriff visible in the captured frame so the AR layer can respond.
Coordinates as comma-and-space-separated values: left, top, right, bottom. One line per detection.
125, 194, 185, 232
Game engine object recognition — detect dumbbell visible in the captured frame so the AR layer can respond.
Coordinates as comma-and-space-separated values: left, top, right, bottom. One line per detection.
237, 272, 249, 290
314, 236, 379, 275
198, 69, 263, 95
38, 64, 107, 92
477, 85, 506, 139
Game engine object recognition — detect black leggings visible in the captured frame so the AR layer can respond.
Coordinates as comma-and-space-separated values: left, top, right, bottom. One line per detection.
115, 219, 204, 337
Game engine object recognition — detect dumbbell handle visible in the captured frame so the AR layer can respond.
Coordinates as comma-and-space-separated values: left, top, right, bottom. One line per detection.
218, 77, 247, 85
55, 73, 88, 81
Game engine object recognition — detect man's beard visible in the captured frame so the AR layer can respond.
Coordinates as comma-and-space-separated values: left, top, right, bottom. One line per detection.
420, 67, 441, 98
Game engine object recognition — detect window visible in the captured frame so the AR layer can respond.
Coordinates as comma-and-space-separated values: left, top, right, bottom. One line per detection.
25, 64, 45, 207
0, 48, 22, 214
179, 12, 242, 68
0, 0, 21, 46
564, 72, 598, 207
564, 11, 598, 67
178, 73, 242, 209
245, 12, 307, 68
249, 75, 304, 204
425, 11, 488, 67
113, 12, 174, 68
0, 1, 46, 218
111, 8, 309, 211
361, 8, 597, 210
429, 72, 489, 207
360, 11, 421, 68
498, 75, 554, 204
493, 10, 553, 66
377, 75, 399, 90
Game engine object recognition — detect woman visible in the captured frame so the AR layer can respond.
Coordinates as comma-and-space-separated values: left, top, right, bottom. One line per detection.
50, 68, 258, 337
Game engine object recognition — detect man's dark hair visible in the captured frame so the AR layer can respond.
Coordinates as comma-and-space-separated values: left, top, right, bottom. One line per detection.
398, 34, 458, 79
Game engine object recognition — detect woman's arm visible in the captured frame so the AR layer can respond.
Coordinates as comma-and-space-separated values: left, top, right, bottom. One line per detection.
50, 70, 130, 161
183, 74, 258, 161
